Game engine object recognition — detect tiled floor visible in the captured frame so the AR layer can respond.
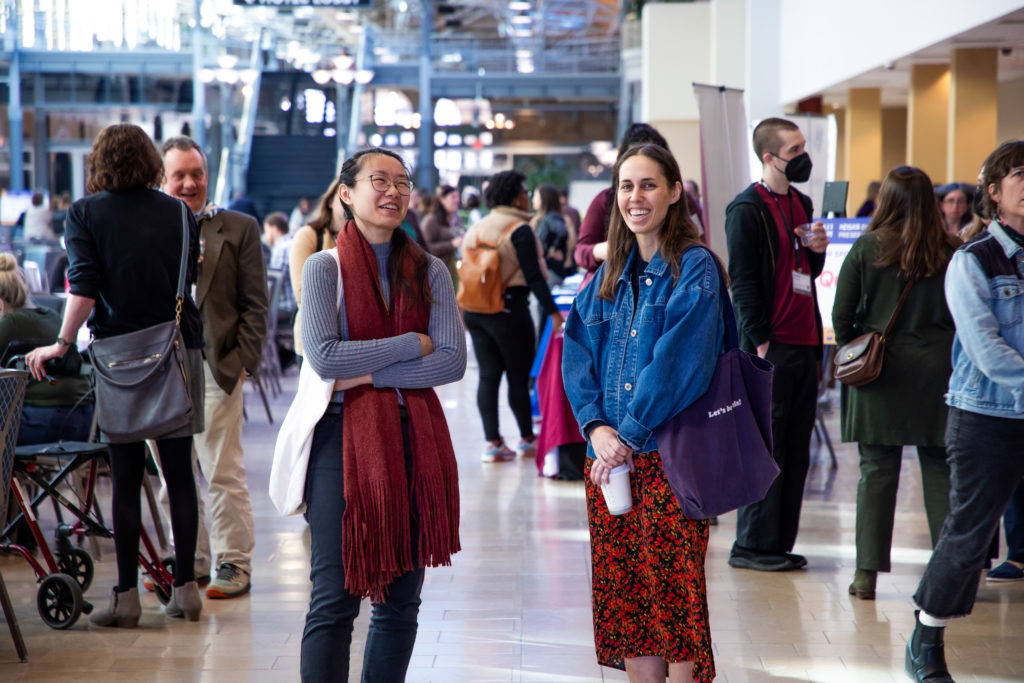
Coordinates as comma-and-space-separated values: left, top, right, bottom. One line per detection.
2, 346, 1023, 682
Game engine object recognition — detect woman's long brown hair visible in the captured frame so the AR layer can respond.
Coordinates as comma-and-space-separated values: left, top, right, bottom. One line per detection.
868, 166, 958, 280
597, 144, 717, 300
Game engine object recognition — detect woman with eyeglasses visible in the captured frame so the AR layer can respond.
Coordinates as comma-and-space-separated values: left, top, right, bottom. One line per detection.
271, 148, 466, 682
937, 183, 972, 240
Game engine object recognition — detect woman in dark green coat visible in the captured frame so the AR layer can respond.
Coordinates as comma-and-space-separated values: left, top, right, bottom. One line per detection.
833, 166, 959, 600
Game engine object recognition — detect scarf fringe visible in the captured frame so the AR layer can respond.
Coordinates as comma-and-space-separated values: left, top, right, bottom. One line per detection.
343, 478, 414, 600
335, 221, 462, 600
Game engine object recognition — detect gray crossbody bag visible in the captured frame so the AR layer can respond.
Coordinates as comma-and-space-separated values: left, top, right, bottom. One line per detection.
88, 202, 194, 443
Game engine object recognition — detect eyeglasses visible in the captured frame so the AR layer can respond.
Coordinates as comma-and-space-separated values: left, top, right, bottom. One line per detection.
355, 174, 414, 196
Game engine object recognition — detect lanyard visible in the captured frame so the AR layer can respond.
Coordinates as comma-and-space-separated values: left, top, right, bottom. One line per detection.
760, 180, 804, 270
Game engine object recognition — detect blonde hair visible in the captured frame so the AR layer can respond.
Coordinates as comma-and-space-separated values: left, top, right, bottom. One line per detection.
0, 253, 29, 309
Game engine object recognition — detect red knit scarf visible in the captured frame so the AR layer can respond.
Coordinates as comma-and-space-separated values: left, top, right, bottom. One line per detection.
336, 219, 461, 600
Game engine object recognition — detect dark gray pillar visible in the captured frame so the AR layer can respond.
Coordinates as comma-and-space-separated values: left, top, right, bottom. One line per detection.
191, 0, 206, 153
417, 0, 434, 190
9, 18, 23, 191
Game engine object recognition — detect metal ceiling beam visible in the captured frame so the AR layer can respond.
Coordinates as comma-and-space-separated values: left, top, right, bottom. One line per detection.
371, 64, 619, 99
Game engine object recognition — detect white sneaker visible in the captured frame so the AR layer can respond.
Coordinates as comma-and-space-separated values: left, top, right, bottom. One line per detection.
205, 562, 251, 599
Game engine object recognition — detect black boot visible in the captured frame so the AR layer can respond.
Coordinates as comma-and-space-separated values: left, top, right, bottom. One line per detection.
905, 610, 955, 682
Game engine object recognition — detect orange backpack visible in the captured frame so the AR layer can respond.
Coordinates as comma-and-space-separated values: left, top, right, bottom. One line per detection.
456, 220, 522, 314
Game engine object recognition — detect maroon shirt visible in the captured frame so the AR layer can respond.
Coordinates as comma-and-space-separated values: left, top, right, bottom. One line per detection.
755, 184, 818, 346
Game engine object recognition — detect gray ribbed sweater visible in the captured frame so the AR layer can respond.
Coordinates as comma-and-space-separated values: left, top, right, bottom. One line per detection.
300, 243, 466, 392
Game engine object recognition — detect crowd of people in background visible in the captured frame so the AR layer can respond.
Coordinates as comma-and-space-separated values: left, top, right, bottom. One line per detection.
4, 114, 1023, 683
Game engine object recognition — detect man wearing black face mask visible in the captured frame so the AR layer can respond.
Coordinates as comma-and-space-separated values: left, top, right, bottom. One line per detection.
724, 117, 829, 572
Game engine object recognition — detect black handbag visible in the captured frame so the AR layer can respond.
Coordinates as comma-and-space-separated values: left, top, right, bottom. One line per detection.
88, 202, 194, 443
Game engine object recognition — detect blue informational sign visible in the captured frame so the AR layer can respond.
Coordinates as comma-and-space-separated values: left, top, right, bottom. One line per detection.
813, 217, 871, 345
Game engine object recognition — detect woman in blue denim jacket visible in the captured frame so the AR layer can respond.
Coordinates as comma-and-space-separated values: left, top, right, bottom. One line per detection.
906, 141, 1024, 683
562, 144, 724, 683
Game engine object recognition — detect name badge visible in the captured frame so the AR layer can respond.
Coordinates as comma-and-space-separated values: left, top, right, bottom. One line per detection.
792, 270, 812, 296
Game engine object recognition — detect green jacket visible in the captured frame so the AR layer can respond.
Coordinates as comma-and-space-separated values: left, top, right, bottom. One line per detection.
833, 232, 954, 445
0, 307, 91, 407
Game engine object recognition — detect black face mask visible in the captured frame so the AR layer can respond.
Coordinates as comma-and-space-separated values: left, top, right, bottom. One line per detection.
775, 152, 813, 184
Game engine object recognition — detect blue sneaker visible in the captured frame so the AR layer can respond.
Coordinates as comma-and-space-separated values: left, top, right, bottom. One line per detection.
515, 437, 537, 457
986, 561, 1024, 582
481, 441, 515, 463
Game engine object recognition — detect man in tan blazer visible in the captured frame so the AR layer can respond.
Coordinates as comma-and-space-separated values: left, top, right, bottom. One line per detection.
159, 136, 268, 598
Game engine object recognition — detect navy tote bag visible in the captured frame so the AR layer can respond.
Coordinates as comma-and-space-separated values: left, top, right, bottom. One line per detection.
653, 261, 778, 519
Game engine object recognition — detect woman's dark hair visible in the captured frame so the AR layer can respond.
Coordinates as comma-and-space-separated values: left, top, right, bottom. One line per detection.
337, 147, 429, 309
484, 170, 526, 208
980, 141, 1024, 222
308, 177, 342, 236
868, 166, 957, 280
536, 184, 561, 215
86, 124, 163, 193
598, 144, 716, 301
617, 122, 670, 158
430, 184, 457, 224
464, 193, 480, 210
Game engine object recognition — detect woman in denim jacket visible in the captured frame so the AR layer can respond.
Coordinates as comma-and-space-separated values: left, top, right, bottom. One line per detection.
563, 144, 724, 683
906, 141, 1024, 683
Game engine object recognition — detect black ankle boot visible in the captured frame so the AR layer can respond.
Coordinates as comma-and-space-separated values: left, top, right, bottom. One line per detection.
905, 611, 955, 682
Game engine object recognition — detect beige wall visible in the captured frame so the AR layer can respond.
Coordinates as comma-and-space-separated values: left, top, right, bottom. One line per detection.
948, 48, 997, 183
908, 64, 949, 184
881, 106, 907, 180
844, 88, 882, 221
998, 74, 1024, 145
642, 3, 709, 122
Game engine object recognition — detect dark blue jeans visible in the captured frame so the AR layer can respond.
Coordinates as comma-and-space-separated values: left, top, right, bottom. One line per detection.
18, 403, 94, 445
914, 407, 1024, 618
1001, 482, 1024, 563
300, 406, 424, 683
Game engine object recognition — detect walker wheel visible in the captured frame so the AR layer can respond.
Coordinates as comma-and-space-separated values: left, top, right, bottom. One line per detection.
148, 556, 176, 605
58, 547, 95, 592
153, 580, 172, 606
37, 573, 84, 629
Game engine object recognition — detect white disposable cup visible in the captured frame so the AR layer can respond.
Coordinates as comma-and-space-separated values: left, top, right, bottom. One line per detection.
600, 464, 633, 515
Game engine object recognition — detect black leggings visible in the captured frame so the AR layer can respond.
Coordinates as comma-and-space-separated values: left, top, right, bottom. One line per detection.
464, 300, 536, 443
108, 436, 197, 590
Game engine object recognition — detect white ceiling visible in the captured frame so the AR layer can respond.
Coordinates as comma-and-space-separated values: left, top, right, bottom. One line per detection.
819, 7, 1024, 108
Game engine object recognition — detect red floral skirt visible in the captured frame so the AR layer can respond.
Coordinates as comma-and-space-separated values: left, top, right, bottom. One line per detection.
585, 451, 714, 681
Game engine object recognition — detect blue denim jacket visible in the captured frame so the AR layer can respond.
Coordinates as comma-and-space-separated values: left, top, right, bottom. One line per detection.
945, 219, 1024, 418
562, 245, 725, 457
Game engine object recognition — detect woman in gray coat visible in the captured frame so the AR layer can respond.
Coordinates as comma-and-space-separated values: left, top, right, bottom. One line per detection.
833, 166, 959, 600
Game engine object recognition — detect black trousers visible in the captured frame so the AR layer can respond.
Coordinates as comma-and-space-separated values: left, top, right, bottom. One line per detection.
733, 342, 817, 556
914, 408, 1024, 618
463, 298, 536, 443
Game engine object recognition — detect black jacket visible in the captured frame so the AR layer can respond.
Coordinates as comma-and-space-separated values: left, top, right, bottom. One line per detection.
724, 183, 824, 354
66, 188, 203, 348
